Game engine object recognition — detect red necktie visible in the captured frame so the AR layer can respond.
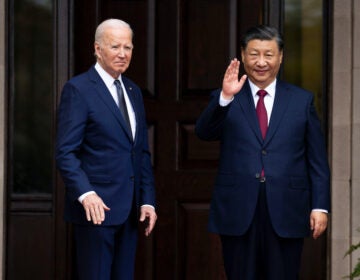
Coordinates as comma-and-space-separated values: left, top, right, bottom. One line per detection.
256, 90, 268, 139
256, 90, 268, 178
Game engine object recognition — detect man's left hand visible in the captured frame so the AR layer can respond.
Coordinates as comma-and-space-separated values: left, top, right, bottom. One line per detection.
310, 211, 328, 239
140, 205, 157, 237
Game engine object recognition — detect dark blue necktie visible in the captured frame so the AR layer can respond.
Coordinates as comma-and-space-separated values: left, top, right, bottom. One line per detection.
114, 80, 132, 135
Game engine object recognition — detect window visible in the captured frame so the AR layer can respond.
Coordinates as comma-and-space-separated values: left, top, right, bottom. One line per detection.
284, 0, 325, 121
10, 0, 53, 193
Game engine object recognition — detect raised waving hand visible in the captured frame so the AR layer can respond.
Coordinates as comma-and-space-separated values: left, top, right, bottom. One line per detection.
222, 58, 247, 100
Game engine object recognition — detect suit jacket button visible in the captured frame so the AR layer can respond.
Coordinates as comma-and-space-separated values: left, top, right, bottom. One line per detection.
255, 173, 260, 179
262, 150, 267, 155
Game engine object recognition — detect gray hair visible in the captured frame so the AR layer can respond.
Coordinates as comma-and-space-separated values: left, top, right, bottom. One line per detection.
94, 18, 134, 43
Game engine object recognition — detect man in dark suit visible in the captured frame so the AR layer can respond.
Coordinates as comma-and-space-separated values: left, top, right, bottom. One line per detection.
56, 19, 157, 280
195, 25, 330, 280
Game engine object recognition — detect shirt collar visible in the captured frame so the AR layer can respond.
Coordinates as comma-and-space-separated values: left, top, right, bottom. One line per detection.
95, 62, 123, 88
248, 79, 277, 99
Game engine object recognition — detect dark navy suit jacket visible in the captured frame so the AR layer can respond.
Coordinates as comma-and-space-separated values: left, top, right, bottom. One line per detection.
195, 80, 330, 238
56, 66, 155, 225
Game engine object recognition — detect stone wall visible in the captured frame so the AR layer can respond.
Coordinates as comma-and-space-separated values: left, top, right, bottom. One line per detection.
331, 0, 360, 278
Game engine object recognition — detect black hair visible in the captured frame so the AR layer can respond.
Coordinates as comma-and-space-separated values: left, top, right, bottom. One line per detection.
240, 25, 284, 51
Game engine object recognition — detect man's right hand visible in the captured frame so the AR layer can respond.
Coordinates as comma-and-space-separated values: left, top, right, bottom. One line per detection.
222, 58, 247, 100
82, 193, 110, 225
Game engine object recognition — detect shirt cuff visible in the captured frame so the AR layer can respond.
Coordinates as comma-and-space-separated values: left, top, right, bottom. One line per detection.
312, 209, 328, 213
78, 191, 96, 203
219, 91, 234, 107
141, 204, 155, 210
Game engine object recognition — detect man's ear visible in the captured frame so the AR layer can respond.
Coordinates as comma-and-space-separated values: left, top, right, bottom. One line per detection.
94, 42, 101, 58
241, 48, 245, 63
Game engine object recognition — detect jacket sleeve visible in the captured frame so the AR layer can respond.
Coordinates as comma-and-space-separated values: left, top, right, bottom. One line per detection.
137, 91, 156, 207
195, 89, 231, 141
55, 82, 94, 201
305, 95, 331, 212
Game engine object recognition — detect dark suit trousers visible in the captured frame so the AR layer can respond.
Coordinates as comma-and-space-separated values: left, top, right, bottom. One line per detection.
220, 182, 304, 280
73, 211, 138, 280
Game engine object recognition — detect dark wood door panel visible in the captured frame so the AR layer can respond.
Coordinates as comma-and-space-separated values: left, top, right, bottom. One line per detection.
177, 202, 226, 280
4, 0, 327, 279
70, 0, 262, 279
7, 214, 54, 279
67, 0, 327, 279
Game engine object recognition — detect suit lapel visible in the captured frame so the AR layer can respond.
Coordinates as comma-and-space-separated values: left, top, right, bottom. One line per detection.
123, 78, 139, 144
236, 82, 264, 143
88, 67, 134, 142
235, 80, 292, 145
264, 81, 292, 145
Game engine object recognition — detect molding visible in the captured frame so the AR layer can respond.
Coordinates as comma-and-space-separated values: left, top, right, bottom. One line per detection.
0, 0, 6, 278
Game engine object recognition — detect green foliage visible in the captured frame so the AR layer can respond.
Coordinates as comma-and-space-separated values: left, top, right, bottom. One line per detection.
343, 230, 360, 279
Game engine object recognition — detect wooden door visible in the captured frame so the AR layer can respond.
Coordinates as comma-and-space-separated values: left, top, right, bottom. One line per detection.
70, 0, 328, 279
5, 0, 327, 279
71, 0, 262, 278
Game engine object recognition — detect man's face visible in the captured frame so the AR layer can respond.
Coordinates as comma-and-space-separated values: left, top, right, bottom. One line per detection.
241, 39, 283, 89
94, 26, 133, 78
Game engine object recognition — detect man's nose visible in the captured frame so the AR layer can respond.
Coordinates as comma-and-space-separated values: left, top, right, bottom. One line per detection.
257, 55, 267, 66
118, 49, 125, 57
